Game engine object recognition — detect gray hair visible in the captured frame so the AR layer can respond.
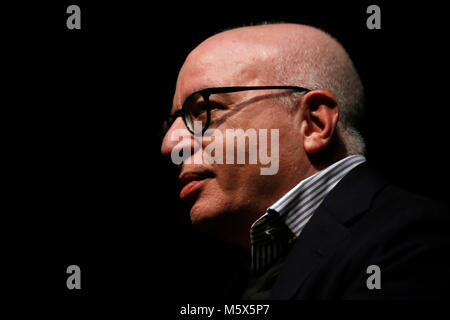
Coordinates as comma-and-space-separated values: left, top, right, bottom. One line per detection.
272, 25, 366, 155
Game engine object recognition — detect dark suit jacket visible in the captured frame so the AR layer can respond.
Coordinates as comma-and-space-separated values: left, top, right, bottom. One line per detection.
269, 163, 450, 299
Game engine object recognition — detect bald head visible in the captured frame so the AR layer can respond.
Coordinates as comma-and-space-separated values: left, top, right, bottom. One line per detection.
177, 23, 365, 154
163, 23, 365, 247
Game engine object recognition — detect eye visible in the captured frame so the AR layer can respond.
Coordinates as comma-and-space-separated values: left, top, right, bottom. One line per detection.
211, 103, 226, 110
208, 100, 227, 111
190, 101, 208, 117
184, 92, 208, 118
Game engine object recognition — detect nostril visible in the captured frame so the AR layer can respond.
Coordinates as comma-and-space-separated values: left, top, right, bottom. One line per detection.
161, 124, 196, 163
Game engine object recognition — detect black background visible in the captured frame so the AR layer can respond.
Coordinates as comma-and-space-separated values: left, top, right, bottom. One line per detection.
6, 0, 450, 315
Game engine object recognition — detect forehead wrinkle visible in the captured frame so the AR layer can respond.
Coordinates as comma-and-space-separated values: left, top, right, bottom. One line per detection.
175, 41, 279, 111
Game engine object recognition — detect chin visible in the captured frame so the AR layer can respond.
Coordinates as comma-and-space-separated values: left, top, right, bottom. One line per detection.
189, 201, 220, 225
189, 200, 230, 234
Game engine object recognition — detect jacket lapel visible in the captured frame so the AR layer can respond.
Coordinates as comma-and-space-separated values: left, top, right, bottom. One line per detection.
269, 163, 387, 299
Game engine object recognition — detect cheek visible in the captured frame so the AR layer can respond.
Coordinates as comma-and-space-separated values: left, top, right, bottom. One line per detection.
193, 162, 261, 217
211, 161, 270, 217
198, 107, 296, 195
189, 177, 235, 222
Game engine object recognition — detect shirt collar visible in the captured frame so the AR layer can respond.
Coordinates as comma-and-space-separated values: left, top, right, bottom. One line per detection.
269, 154, 366, 236
248, 154, 366, 274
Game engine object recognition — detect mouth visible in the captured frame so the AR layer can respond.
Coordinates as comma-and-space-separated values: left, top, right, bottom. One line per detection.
178, 170, 214, 200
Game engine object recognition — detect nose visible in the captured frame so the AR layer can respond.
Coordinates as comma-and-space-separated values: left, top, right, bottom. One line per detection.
161, 117, 195, 161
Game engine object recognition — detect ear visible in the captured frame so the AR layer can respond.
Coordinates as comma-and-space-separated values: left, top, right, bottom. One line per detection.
301, 90, 339, 154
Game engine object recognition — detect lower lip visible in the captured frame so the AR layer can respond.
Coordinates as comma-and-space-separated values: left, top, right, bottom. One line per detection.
179, 179, 207, 200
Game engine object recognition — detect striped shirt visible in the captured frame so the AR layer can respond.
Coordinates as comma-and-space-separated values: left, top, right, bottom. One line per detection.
250, 154, 366, 274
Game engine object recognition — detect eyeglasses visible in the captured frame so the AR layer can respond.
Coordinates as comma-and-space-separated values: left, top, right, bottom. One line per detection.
165, 86, 311, 135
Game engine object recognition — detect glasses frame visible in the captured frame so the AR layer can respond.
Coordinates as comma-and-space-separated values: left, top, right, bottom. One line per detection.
167, 85, 311, 135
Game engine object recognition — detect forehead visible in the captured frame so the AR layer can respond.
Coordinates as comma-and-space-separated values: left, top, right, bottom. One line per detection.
172, 39, 277, 111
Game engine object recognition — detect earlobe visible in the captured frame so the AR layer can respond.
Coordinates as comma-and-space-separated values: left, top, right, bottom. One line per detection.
301, 90, 339, 154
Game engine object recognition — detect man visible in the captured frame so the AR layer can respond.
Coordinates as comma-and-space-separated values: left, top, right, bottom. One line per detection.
161, 23, 450, 299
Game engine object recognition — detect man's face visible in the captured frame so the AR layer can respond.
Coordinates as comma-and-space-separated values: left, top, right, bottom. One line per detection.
161, 37, 308, 242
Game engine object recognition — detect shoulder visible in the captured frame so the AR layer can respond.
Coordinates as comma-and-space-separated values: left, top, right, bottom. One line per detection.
338, 187, 450, 298
345, 184, 450, 251
366, 185, 450, 231
322, 161, 450, 234
373, 184, 448, 214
